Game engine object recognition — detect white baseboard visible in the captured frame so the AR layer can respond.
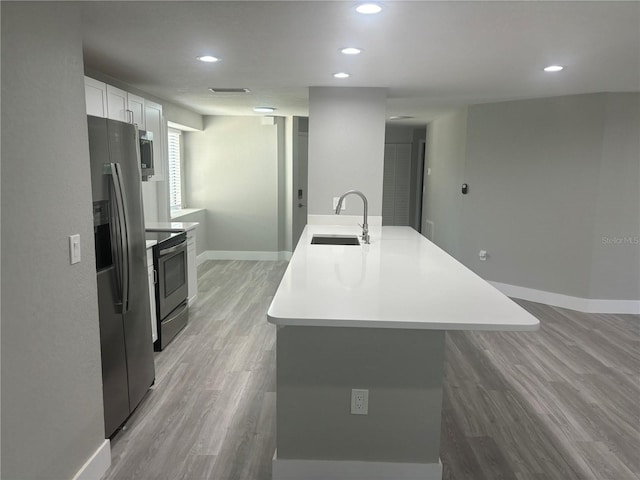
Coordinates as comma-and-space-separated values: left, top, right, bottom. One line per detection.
272, 452, 442, 480
308, 214, 383, 226
72, 439, 110, 480
197, 250, 291, 264
490, 281, 640, 314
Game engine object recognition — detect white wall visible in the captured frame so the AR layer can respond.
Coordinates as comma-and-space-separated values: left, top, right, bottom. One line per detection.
184, 116, 280, 253
1, 3, 107, 478
307, 87, 387, 217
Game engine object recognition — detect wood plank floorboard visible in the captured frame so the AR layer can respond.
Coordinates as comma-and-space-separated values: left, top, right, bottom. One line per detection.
103, 260, 639, 479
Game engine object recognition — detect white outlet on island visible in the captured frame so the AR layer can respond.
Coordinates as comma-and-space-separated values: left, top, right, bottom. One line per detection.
350, 389, 368, 415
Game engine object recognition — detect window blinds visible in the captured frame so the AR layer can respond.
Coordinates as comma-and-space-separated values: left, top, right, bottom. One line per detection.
167, 129, 182, 209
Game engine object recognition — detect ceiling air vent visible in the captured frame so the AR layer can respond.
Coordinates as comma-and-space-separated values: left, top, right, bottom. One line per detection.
208, 88, 251, 94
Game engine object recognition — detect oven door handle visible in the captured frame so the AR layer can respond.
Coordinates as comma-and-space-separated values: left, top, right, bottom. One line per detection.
159, 241, 186, 257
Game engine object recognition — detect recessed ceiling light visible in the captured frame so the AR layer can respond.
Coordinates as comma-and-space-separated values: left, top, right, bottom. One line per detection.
333, 72, 350, 79
543, 65, 564, 72
356, 3, 382, 14
341, 47, 362, 55
253, 107, 276, 113
197, 55, 220, 63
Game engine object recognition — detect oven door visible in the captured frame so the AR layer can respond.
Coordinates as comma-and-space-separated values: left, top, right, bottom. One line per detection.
157, 240, 188, 320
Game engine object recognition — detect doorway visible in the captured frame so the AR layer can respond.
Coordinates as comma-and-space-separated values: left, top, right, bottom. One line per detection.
292, 117, 308, 248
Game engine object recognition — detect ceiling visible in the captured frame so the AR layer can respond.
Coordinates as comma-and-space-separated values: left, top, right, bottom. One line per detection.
81, 1, 640, 125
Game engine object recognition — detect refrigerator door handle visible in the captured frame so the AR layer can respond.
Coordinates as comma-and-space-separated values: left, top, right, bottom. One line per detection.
114, 163, 132, 313
108, 162, 131, 313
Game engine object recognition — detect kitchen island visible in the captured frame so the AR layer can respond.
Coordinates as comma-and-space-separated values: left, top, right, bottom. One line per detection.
267, 225, 539, 480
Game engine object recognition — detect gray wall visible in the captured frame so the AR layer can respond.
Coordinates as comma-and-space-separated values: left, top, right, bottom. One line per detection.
589, 93, 640, 299
424, 94, 639, 301
384, 124, 415, 143
184, 116, 280, 252
1, 3, 106, 478
307, 87, 387, 216
422, 108, 468, 258
171, 210, 208, 256
461, 94, 604, 298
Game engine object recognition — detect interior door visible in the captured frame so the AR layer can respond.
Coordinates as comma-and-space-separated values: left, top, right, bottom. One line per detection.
382, 143, 412, 226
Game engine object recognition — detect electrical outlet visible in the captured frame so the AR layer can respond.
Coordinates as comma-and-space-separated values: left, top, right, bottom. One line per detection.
333, 197, 346, 211
351, 389, 369, 415
479, 250, 488, 261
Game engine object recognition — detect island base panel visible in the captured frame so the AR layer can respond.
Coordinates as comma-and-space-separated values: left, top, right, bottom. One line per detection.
272, 453, 443, 480
275, 326, 445, 478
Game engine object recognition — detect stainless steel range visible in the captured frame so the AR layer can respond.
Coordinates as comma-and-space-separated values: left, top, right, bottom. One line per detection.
146, 231, 189, 350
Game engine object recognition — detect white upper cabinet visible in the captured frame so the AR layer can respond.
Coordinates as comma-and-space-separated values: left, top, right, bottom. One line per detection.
106, 85, 128, 122
144, 100, 165, 181
84, 76, 107, 117
127, 93, 146, 130
84, 77, 165, 182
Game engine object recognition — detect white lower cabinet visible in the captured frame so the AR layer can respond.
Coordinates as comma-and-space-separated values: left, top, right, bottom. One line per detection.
187, 230, 198, 305
146, 246, 158, 343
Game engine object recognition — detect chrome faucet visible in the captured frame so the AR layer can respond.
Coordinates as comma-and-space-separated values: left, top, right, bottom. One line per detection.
335, 190, 370, 244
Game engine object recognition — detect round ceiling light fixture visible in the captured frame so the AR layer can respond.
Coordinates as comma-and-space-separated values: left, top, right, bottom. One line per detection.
341, 47, 362, 55
197, 55, 220, 63
333, 72, 351, 79
253, 106, 277, 113
356, 3, 382, 14
543, 65, 564, 72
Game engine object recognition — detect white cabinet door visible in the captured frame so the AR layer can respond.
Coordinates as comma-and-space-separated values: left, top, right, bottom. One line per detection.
127, 93, 145, 130
147, 248, 158, 343
187, 230, 198, 305
144, 100, 165, 181
106, 84, 128, 122
84, 76, 107, 117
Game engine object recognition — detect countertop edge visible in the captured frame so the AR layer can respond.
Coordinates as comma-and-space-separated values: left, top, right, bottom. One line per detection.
267, 314, 540, 331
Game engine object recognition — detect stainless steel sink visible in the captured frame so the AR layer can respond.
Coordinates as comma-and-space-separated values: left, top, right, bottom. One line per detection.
311, 234, 360, 245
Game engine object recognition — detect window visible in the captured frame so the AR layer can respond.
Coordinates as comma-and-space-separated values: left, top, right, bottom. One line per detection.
167, 129, 182, 210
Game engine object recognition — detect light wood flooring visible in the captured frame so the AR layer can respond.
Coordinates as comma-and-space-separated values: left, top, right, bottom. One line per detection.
104, 260, 639, 480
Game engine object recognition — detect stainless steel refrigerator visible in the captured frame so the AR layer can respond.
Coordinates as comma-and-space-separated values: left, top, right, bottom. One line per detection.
88, 116, 155, 437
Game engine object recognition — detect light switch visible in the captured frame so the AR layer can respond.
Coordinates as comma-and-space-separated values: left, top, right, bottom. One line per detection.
69, 234, 81, 264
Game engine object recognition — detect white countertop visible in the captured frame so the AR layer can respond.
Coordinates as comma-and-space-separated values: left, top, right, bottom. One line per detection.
145, 221, 199, 232
267, 225, 540, 331
146, 240, 157, 249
